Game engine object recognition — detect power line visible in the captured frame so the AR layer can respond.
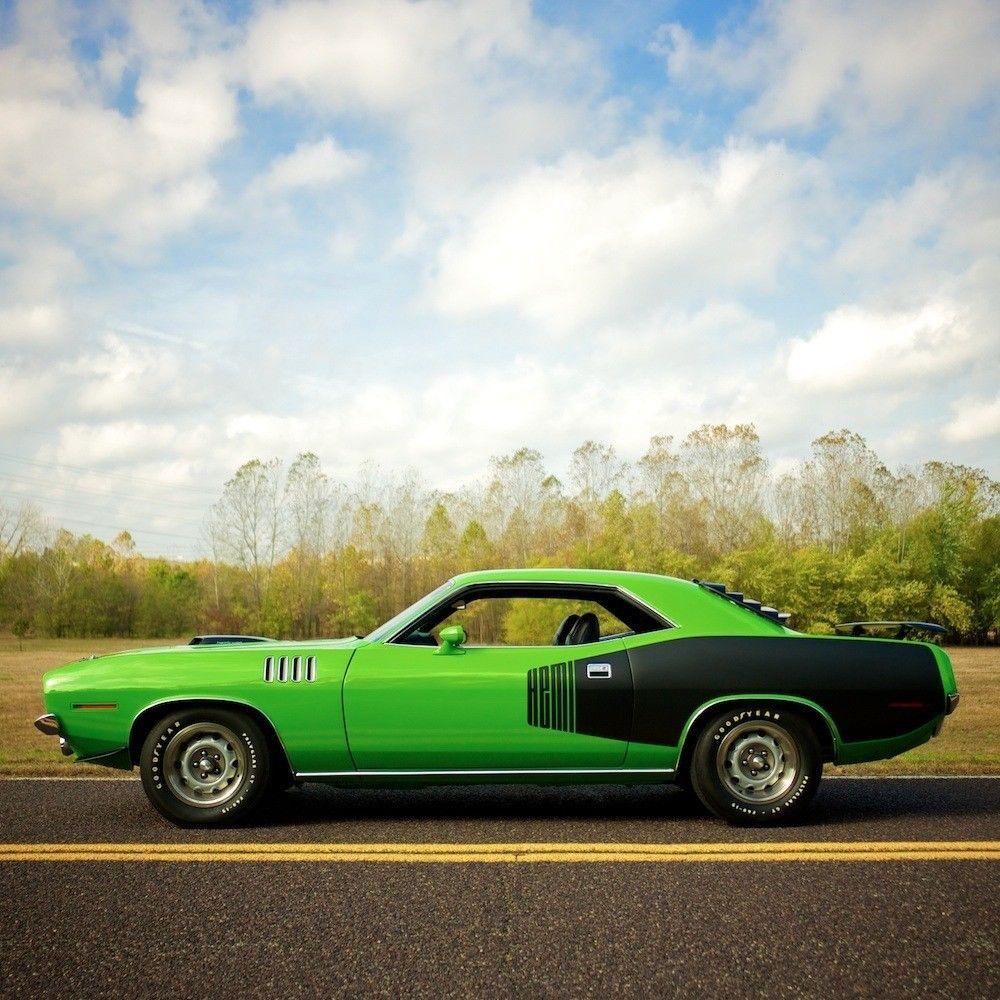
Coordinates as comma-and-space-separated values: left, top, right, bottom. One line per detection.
0, 473, 211, 515
0, 490, 205, 528
20, 511, 204, 544
0, 452, 222, 497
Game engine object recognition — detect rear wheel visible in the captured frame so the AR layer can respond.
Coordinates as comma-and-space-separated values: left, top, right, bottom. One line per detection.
140, 708, 270, 826
689, 706, 821, 825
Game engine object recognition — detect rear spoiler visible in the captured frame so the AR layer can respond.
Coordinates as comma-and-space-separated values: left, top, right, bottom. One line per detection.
188, 635, 273, 645
834, 622, 948, 640
694, 580, 791, 625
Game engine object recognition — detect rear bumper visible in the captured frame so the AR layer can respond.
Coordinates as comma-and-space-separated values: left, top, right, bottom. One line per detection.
34, 714, 73, 756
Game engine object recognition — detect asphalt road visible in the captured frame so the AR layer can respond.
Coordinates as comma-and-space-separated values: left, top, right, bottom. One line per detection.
2, 777, 999, 999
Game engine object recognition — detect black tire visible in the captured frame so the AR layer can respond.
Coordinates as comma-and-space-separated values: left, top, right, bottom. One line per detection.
689, 705, 821, 826
140, 707, 270, 826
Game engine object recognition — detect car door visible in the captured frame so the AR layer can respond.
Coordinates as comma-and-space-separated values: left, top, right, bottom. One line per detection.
343, 637, 634, 771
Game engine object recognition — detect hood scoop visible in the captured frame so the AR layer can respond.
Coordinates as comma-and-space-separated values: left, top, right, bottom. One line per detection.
188, 635, 274, 645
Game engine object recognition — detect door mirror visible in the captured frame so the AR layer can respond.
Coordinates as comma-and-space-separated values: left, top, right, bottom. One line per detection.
436, 624, 467, 655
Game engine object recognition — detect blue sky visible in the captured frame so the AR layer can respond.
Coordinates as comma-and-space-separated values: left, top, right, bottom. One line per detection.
0, 0, 997, 556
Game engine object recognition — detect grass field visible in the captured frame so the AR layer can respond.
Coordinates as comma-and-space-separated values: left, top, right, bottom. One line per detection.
1, 638, 996, 777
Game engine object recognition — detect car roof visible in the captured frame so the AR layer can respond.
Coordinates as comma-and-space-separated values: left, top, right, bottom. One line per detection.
448, 567, 693, 591
443, 569, 790, 637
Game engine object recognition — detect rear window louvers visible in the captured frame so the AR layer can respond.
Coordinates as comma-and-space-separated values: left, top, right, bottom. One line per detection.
694, 580, 791, 624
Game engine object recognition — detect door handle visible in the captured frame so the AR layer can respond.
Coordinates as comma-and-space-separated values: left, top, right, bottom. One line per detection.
587, 663, 612, 679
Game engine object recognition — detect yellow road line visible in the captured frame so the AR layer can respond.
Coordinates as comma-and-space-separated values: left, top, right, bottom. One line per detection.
0, 841, 998, 863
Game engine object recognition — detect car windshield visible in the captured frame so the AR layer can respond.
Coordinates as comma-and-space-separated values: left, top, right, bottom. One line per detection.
364, 580, 455, 642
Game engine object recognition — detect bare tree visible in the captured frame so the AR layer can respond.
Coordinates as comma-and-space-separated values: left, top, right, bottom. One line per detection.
569, 441, 626, 553
635, 435, 703, 552
284, 453, 340, 636
485, 448, 552, 564
0, 500, 44, 557
798, 430, 892, 553
682, 423, 767, 553
208, 459, 286, 623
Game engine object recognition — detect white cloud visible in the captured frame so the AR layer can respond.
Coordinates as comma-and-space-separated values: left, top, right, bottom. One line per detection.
0, 5, 236, 247
430, 138, 825, 332
943, 395, 1000, 443
0, 302, 68, 346
72, 333, 198, 416
49, 420, 200, 467
243, 0, 589, 116
257, 137, 368, 194
0, 366, 57, 430
786, 300, 978, 390
135, 58, 237, 175
221, 355, 714, 482
240, 0, 602, 200
0, 236, 83, 346
836, 161, 1000, 280
658, 0, 999, 135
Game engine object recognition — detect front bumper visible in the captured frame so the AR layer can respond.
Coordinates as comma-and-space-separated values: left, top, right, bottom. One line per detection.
34, 714, 73, 756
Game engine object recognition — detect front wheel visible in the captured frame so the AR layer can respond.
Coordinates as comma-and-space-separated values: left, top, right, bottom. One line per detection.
140, 708, 271, 826
689, 706, 821, 826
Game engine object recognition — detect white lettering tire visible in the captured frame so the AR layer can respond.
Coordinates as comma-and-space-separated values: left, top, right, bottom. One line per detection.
140, 708, 271, 827
689, 705, 821, 826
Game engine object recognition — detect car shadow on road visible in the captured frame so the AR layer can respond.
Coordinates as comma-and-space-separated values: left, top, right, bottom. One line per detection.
249, 777, 1000, 832
252, 782, 707, 828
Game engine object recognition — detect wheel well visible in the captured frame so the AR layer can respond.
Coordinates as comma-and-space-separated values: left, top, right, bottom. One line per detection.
128, 700, 293, 783
676, 699, 837, 778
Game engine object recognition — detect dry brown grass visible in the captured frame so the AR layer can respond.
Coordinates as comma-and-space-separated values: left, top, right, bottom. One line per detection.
1, 638, 996, 777
828, 646, 1000, 775
0, 637, 183, 777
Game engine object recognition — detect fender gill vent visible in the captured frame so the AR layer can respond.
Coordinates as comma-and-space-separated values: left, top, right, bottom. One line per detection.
263, 654, 317, 682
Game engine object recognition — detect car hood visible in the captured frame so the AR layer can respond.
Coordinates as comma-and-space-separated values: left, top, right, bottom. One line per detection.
70, 635, 367, 662
42, 636, 369, 695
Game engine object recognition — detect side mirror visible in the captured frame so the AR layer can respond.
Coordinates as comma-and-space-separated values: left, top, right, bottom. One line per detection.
435, 624, 467, 655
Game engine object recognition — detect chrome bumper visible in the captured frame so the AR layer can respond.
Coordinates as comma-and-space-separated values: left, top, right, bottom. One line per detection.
34, 714, 73, 755
34, 713, 59, 736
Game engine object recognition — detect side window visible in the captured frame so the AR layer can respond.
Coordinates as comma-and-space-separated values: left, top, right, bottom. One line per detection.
434, 597, 631, 646
392, 585, 668, 647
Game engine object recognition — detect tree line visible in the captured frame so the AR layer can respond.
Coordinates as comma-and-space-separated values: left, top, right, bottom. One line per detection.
1, 425, 997, 643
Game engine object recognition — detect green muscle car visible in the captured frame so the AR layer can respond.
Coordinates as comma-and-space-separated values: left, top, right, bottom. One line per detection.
35, 568, 959, 827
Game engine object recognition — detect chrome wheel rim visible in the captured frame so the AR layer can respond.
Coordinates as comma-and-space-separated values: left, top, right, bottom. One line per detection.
716, 721, 799, 804
163, 723, 246, 808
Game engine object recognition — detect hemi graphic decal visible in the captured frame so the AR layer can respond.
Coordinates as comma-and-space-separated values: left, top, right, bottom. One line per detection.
526, 649, 633, 741
527, 662, 576, 732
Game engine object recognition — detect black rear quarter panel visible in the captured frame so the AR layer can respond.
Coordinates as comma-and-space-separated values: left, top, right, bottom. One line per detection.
625, 635, 943, 746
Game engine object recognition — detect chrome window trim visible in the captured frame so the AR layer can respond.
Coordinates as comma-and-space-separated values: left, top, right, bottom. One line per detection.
384, 581, 675, 646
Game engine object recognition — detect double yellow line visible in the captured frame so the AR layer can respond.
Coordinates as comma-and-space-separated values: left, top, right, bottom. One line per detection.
1, 841, 998, 863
